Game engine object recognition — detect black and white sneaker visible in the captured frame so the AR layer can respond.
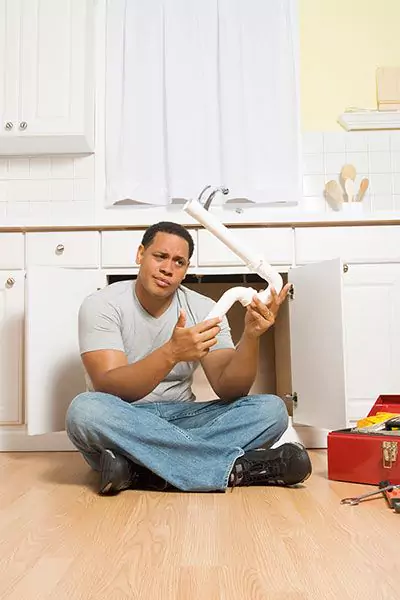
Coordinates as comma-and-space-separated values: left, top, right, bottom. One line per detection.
99, 448, 170, 495
229, 442, 312, 487
99, 449, 140, 495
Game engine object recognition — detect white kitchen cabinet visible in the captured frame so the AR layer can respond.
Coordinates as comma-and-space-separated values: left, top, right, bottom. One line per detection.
0, 233, 25, 269
12, 226, 400, 451
342, 263, 400, 425
288, 259, 400, 431
101, 231, 145, 268
25, 266, 104, 435
289, 258, 347, 431
26, 232, 100, 268
0, 271, 24, 424
295, 226, 400, 264
0, 0, 94, 155
197, 228, 293, 267
22, 258, 346, 440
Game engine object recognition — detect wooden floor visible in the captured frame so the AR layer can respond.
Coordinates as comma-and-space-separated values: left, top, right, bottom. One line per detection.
0, 450, 399, 600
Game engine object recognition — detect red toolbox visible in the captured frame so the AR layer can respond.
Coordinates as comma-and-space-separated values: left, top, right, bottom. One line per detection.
328, 395, 400, 485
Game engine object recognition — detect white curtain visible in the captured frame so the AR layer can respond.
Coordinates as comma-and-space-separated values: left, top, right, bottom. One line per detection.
105, 0, 301, 207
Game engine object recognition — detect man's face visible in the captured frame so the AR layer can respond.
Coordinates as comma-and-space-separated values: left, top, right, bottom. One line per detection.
136, 232, 190, 299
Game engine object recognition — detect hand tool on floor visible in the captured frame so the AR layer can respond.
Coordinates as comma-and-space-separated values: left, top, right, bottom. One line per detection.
379, 480, 400, 513
340, 483, 400, 506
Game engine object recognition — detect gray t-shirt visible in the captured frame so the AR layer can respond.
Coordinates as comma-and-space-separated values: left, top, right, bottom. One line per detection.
78, 280, 235, 403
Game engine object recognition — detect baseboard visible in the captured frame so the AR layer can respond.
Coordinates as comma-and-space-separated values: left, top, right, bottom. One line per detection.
0, 419, 328, 452
0, 427, 76, 451
273, 418, 329, 449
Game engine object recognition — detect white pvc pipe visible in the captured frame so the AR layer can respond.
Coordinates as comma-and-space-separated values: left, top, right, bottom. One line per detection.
206, 287, 258, 319
183, 199, 283, 319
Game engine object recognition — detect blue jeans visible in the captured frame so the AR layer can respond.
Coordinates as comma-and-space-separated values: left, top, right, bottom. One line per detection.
65, 392, 288, 492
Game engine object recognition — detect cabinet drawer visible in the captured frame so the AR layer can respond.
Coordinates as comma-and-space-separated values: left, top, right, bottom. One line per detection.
0, 233, 25, 269
197, 228, 293, 266
101, 231, 145, 267
295, 226, 400, 264
26, 232, 100, 267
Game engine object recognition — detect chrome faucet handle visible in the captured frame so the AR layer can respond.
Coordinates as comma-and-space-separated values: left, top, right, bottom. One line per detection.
198, 185, 229, 211
197, 185, 212, 204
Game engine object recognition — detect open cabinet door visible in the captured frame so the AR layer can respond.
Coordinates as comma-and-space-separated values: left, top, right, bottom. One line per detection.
289, 258, 347, 430
26, 266, 103, 435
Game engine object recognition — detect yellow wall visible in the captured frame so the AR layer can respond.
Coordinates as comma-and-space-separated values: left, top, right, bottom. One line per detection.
300, 0, 400, 130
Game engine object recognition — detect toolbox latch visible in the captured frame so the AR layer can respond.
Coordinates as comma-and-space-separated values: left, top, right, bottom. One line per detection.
382, 441, 398, 469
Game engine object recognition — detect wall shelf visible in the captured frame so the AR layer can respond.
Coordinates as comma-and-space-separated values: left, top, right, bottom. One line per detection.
338, 110, 400, 131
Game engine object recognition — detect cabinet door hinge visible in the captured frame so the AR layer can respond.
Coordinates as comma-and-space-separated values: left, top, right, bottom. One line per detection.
284, 392, 298, 404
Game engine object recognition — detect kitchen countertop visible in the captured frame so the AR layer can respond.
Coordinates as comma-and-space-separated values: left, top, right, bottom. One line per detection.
1, 209, 400, 231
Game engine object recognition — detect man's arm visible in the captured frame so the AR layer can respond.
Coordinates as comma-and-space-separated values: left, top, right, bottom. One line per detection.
202, 285, 291, 401
82, 310, 221, 402
201, 332, 262, 401
82, 346, 176, 403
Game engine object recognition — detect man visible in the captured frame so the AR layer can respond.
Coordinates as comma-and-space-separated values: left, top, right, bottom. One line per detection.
66, 221, 311, 494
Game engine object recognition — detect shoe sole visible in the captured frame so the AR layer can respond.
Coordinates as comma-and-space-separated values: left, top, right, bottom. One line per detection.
99, 449, 117, 495
250, 444, 312, 486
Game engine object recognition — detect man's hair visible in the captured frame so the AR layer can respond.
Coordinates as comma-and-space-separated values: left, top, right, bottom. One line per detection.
141, 221, 194, 259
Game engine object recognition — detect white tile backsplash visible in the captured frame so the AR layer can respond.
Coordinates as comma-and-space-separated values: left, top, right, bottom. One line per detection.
372, 194, 393, 211
392, 174, 400, 194
28, 180, 51, 202
51, 157, 74, 178
0, 181, 7, 202
346, 151, 369, 174
302, 153, 324, 175
369, 174, 392, 195
74, 155, 95, 179
369, 151, 391, 174
8, 158, 30, 179
322, 132, 346, 153
50, 179, 74, 202
302, 132, 324, 154
50, 200, 94, 221
29, 201, 52, 219
345, 132, 368, 153
1, 155, 95, 221
391, 152, 400, 173
6, 201, 31, 218
367, 132, 390, 152
324, 153, 346, 175
0, 159, 8, 178
391, 132, 400, 151
301, 196, 326, 212
1, 130, 400, 223
300, 130, 400, 213
29, 158, 51, 178
73, 178, 94, 202
302, 174, 325, 197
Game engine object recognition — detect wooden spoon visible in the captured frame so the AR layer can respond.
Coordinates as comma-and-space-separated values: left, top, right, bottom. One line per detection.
344, 178, 355, 203
340, 164, 356, 184
357, 178, 369, 202
324, 180, 344, 211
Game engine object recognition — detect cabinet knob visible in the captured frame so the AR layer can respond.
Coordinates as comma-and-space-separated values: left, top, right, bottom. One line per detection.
6, 277, 15, 288
19, 121, 27, 130
55, 244, 65, 254
4, 122, 13, 131
343, 264, 349, 273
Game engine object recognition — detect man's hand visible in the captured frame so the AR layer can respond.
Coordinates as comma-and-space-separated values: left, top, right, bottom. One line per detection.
168, 310, 221, 363
268, 283, 292, 317
243, 283, 291, 339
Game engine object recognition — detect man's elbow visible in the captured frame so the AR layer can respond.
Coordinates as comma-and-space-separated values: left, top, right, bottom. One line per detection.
89, 371, 128, 401
215, 384, 251, 402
